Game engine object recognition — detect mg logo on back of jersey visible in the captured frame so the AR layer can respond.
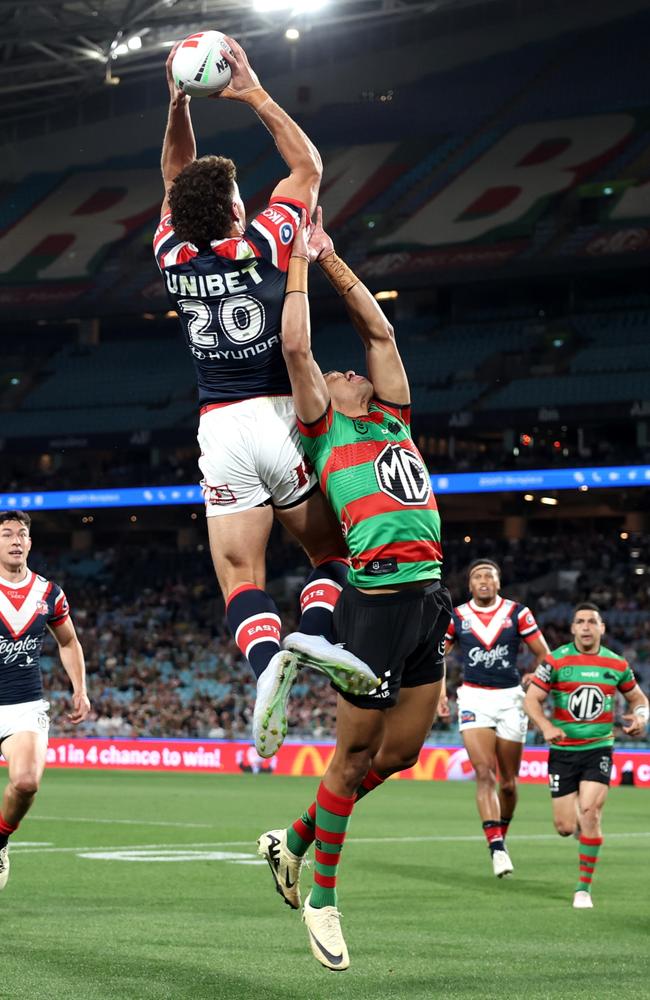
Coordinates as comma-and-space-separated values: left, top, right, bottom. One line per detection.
374, 444, 430, 506
567, 685, 605, 721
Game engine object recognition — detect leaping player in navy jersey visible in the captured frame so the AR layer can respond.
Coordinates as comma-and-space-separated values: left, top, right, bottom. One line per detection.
155, 36, 377, 757
0, 511, 90, 891
444, 559, 549, 877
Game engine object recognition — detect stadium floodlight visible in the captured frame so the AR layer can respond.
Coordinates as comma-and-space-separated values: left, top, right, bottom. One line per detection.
540, 496, 559, 505
127, 35, 142, 51
254, 0, 292, 11
254, 0, 328, 11
285, 27, 300, 40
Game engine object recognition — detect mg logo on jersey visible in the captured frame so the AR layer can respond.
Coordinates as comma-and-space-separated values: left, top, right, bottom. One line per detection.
374, 444, 430, 506
567, 685, 605, 721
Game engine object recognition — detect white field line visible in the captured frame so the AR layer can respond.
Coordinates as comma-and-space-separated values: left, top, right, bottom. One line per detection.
31, 815, 214, 829
11, 830, 650, 855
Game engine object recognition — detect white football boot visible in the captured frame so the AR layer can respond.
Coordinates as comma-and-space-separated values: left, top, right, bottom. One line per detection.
0, 844, 10, 890
257, 828, 306, 910
282, 632, 378, 695
252, 651, 299, 758
302, 892, 350, 971
573, 890, 594, 909
492, 848, 514, 878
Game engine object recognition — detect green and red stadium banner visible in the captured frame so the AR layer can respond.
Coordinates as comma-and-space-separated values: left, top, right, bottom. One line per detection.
2, 738, 648, 785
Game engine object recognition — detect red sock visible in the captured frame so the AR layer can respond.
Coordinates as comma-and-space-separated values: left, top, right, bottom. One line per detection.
0, 813, 18, 838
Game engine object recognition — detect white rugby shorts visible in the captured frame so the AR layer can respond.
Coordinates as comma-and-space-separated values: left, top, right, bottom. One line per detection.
0, 699, 50, 744
457, 684, 528, 743
197, 395, 318, 517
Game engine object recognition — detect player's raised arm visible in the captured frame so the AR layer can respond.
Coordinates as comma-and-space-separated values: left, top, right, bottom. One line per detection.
310, 209, 410, 405
49, 618, 91, 724
217, 37, 321, 213
160, 44, 197, 218
280, 213, 330, 424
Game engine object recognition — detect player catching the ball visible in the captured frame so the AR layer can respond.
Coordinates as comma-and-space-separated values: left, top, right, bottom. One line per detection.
524, 603, 648, 908
155, 36, 377, 757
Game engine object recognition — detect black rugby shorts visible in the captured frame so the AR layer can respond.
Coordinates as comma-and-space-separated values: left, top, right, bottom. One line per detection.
547, 746, 613, 798
332, 581, 452, 710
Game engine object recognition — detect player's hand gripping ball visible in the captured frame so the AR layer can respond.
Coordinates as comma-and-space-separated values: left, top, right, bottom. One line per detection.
172, 31, 232, 97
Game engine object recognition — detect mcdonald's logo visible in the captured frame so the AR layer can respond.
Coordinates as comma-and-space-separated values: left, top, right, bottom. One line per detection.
289, 745, 335, 777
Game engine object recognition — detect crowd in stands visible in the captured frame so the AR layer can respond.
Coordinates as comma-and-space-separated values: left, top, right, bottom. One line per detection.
35, 530, 650, 744
3, 428, 646, 497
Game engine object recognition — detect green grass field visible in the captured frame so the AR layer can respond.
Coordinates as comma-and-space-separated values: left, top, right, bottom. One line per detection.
2, 771, 648, 1000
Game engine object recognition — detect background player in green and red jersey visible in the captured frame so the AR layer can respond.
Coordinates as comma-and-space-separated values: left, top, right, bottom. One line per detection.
524, 602, 648, 909
257, 209, 452, 971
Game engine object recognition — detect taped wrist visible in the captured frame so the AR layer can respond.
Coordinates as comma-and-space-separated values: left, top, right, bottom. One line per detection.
246, 87, 273, 111
286, 255, 308, 294
319, 252, 359, 296
634, 705, 649, 722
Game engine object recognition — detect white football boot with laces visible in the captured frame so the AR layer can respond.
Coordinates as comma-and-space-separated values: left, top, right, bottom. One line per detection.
282, 632, 378, 696
257, 828, 305, 909
0, 844, 10, 890
302, 892, 350, 971
492, 848, 514, 878
252, 650, 299, 758
573, 890, 594, 909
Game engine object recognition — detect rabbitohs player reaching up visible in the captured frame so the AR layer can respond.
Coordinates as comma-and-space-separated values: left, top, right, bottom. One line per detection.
444, 559, 549, 878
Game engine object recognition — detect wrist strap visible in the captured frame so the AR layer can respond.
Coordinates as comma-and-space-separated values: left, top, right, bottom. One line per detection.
319, 252, 359, 296
634, 705, 649, 721
285, 256, 308, 295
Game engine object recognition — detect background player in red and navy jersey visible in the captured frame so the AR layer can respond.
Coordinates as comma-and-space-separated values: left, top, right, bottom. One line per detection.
155, 37, 376, 757
0, 511, 90, 891
444, 559, 549, 878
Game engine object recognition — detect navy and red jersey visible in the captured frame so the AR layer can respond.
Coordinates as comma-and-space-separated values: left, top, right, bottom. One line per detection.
154, 197, 306, 406
0, 570, 69, 705
445, 597, 542, 689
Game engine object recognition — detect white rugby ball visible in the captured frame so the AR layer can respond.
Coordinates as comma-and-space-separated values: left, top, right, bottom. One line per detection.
172, 30, 232, 98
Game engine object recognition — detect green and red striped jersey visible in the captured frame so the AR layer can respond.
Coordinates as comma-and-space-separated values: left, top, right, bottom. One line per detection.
297, 399, 442, 588
531, 642, 636, 751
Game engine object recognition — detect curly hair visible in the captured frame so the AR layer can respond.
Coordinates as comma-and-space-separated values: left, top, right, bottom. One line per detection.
169, 155, 238, 246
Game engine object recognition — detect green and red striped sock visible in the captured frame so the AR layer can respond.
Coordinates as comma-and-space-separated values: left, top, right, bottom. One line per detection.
577, 835, 602, 892
285, 769, 386, 857
355, 767, 386, 802
286, 802, 316, 857
310, 782, 355, 909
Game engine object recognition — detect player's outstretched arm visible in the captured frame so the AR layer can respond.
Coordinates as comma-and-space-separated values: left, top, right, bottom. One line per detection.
218, 37, 321, 213
281, 213, 330, 423
621, 684, 649, 736
50, 618, 91, 724
523, 682, 564, 743
310, 209, 410, 404
160, 44, 197, 217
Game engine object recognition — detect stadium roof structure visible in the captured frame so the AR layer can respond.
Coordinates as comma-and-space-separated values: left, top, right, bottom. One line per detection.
0, 0, 632, 128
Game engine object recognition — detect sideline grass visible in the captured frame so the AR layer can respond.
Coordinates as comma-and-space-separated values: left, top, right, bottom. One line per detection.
2, 771, 648, 1000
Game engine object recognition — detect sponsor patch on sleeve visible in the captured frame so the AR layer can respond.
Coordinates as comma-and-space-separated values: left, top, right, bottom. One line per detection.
534, 662, 552, 684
